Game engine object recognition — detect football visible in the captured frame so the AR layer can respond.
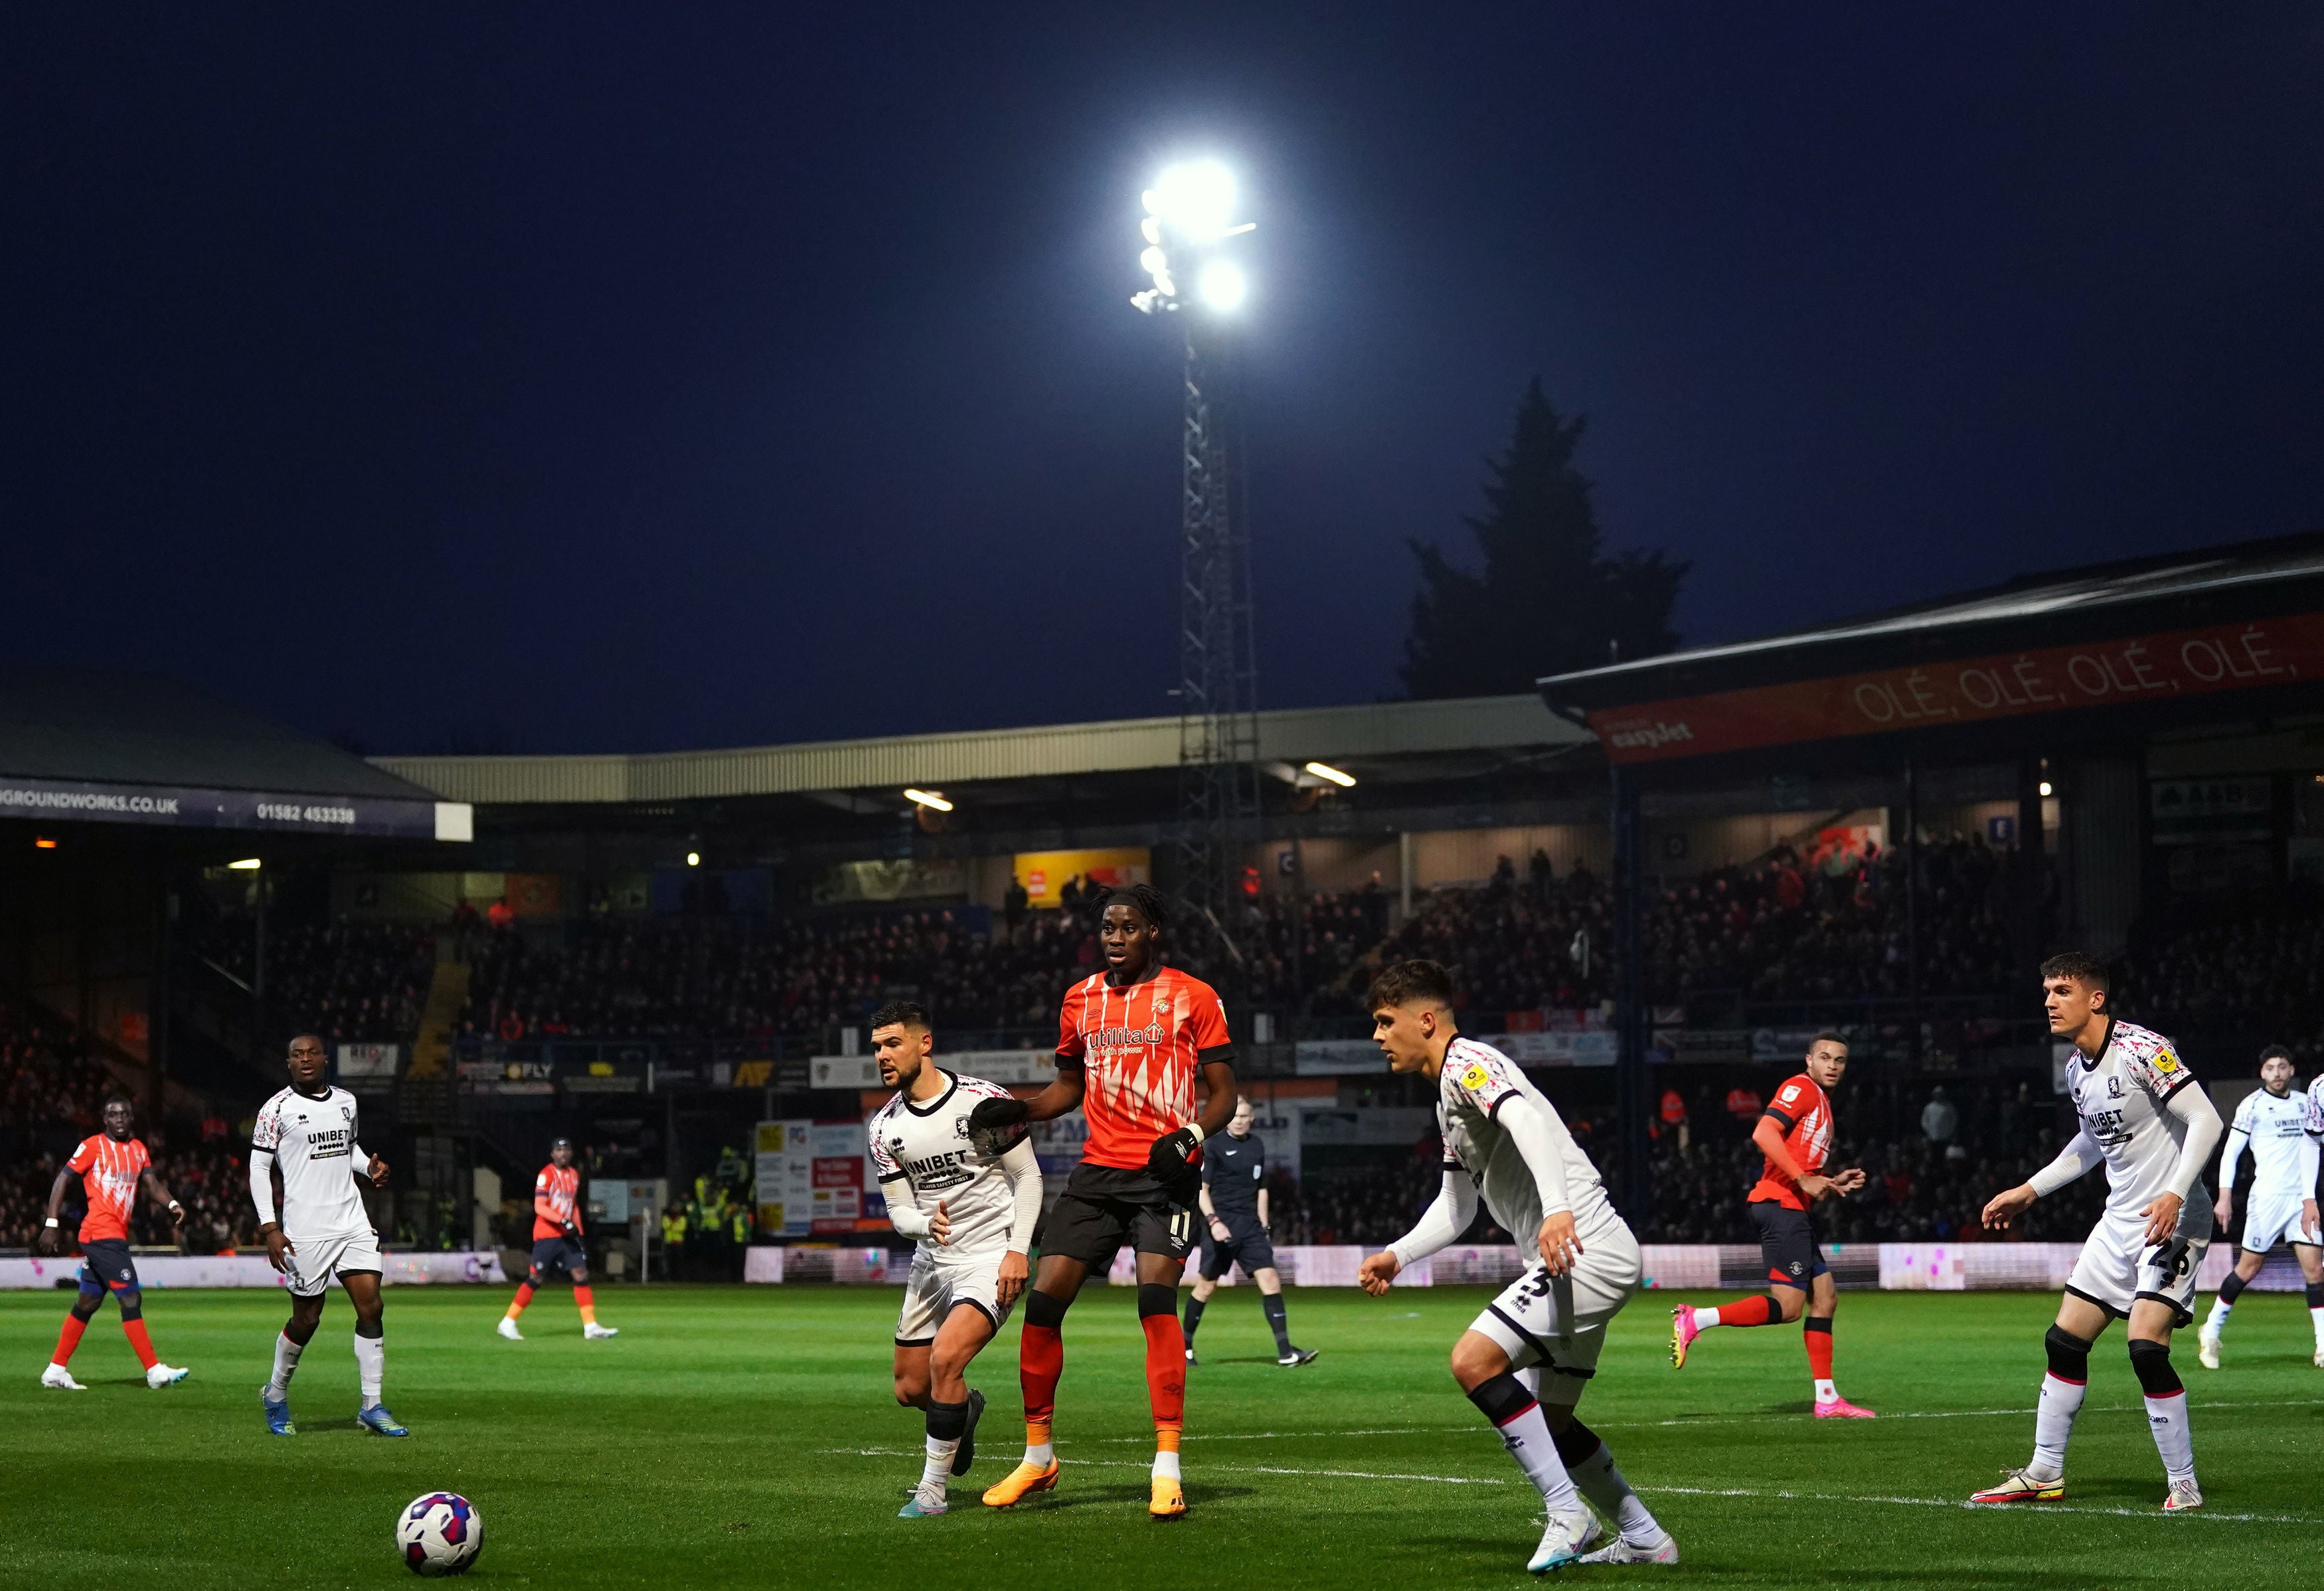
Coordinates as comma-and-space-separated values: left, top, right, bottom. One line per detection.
395, 1493, 483, 1577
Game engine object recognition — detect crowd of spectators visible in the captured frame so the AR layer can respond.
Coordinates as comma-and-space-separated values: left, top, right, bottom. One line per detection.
2119, 894, 2324, 1064
197, 920, 436, 1043
0, 1003, 263, 1252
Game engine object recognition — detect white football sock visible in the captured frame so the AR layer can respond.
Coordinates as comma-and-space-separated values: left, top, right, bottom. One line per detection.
2029, 1372, 2085, 1482
353, 1331, 384, 1408
1151, 1449, 1181, 1481
2310, 1306, 2324, 1350
1023, 1440, 1054, 1467
918, 1434, 957, 1501
1813, 1378, 1837, 1403
1491, 1402, 1582, 1514
1569, 1439, 1667, 1546
2204, 1296, 2232, 1332
2143, 1391, 2195, 1486
266, 1333, 304, 1398
1693, 1306, 1721, 1330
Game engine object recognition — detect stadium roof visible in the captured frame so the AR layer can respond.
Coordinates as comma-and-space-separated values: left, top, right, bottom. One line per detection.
0, 665, 467, 841
1539, 531, 2324, 769
374, 694, 1588, 807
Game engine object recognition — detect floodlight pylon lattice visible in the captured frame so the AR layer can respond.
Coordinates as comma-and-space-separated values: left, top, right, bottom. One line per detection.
1173, 323, 1262, 962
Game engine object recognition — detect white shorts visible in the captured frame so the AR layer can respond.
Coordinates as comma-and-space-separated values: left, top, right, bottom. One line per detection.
1468, 1219, 1643, 1402
2242, 1185, 2322, 1253
2066, 1203, 2212, 1328
894, 1248, 1016, 1347
282, 1228, 384, 1298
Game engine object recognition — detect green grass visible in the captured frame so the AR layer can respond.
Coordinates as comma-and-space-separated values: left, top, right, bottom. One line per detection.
3, 1282, 2321, 1588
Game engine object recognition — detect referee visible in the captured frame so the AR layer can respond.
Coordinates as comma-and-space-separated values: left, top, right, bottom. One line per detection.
1182, 1096, 1315, 1367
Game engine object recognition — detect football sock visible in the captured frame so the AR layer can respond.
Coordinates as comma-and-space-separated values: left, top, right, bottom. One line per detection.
2030, 1325, 2091, 1481
50, 1315, 87, 1368
122, 1319, 159, 1371
1466, 1371, 1581, 1513
1262, 1290, 1293, 1355
921, 1398, 967, 1498
1556, 1421, 1667, 1546
505, 1283, 535, 1320
1182, 1295, 1206, 1345
2306, 1283, 2324, 1349
1695, 1296, 1782, 1331
574, 1285, 598, 1326
2129, 1340, 2194, 1485
1019, 1290, 1066, 1466
353, 1328, 384, 1409
267, 1331, 305, 1398
1137, 1286, 1187, 1459
1803, 1315, 1835, 1397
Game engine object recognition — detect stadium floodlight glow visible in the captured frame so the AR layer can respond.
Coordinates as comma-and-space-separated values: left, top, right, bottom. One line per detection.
2038, 782, 2054, 797
1303, 761, 1357, 788
227, 857, 262, 870
1198, 260, 1247, 311
685, 851, 701, 867
33, 837, 58, 850
1151, 161, 1237, 241
1139, 245, 1170, 278
904, 788, 954, 813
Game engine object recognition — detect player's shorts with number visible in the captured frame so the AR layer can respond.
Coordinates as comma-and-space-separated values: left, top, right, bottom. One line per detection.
281, 1227, 384, 1298
2065, 1204, 2210, 1327
1198, 1213, 1276, 1281
894, 1247, 1018, 1345
1038, 1162, 1198, 1270
1469, 1218, 1643, 1402
2241, 1185, 2321, 1253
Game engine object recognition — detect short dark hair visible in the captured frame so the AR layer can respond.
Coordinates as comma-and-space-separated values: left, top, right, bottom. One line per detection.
2038, 951, 2111, 993
1369, 959, 1456, 1011
869, 1000, 931, 1033
1098, 882, 1171, 931
2260, 1043, 2294, 1066
1809, 1030, 1848, 1051
104, 1094, 133, 1112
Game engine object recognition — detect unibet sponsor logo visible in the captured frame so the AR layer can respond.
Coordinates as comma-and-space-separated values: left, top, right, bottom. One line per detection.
1606, 720, 1695, 751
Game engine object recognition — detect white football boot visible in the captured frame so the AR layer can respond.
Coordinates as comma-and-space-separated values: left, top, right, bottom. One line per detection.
145, 1363, 190, 1388
1578, 1534, 1681, 1565
2195, 1329, 2220, 1370
583, 1322, 619, 1339
497, 1317, 523, 1341
41, 1364, 87, 1390
1527, 1509, 1597, 1574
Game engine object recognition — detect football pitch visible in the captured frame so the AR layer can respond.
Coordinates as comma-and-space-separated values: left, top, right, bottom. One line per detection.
3, 1284, 2321, 1589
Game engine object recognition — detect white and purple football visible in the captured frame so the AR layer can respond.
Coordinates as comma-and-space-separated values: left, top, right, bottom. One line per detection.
395, 1492, 483, 1577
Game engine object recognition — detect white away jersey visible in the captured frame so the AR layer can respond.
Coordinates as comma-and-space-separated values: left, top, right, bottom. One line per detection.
2062, 1019, 2199, 1216
1436, 1037, 1621, 1245
252, 1086, 371, 1237
2228, 1085, 2323, 1200
867, 1071, 1026, 1258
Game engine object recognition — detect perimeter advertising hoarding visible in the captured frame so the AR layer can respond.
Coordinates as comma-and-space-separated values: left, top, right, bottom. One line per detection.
757, 1120, 882, 1236
0, 773, 471, 840
1586, 610, 2324, 766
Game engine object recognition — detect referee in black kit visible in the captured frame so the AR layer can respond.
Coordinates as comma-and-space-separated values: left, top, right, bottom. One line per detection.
1181, 1096, 1316, 1367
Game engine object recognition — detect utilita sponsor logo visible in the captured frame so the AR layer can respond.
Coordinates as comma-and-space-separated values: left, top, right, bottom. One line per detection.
1606, 720, 1694, 750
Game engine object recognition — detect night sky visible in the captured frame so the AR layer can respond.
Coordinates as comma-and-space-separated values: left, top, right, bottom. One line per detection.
7, 9, 2321, 757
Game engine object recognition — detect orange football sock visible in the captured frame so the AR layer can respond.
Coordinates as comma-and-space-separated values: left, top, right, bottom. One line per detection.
1141, 1313, 1186, 1448
51, 1314, 87, 1367
1021, 1322, 1063, 1450
505, 1282, 534, 1319
574, 1285, 597, 1326
122, 1318, 159, 1371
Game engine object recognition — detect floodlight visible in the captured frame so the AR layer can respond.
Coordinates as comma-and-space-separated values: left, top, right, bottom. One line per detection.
1139, 246, 1170, 277
1303, 761, 1356, 788
685, 851, 701, 867
33, 837, 58, 850
1153, 161, 1236, 241
1197, 261, 1246, 311
228, 857, 262, 870
2038, 782, 2053, 797
904, 788, 954, 813
1140, 217, 1163, 246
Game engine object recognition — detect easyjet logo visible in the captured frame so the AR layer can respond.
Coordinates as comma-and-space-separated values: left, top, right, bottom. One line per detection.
1606, 720, 1694, 750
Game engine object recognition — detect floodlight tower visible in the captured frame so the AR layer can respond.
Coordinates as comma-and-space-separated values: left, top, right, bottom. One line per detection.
1132, 163, 1262, 954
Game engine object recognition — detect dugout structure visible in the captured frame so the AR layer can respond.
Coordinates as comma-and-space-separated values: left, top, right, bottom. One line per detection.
1540, 531, 2324, 1213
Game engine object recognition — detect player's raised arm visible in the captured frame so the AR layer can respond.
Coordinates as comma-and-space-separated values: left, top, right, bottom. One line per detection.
1360, 1160, 1478, 1296
1983, 1127, 2102, 1229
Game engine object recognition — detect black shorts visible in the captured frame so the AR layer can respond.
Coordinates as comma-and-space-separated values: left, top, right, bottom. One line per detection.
1751, 1201, 1827, 1290
1199, 1213, 1276, 1280
530, 1236, 588, 1277
1041, 1162, 1199, 1270
79, 1238, 137, 1293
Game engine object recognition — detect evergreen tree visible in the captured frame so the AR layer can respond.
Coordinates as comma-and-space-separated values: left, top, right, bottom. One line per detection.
1401, 378, 1687, 698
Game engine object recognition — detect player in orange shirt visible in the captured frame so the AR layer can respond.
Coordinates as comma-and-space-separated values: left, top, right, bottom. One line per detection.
1669, 1032, 1875, 1417
498, 1138, 617, 1339
36, 1096, 191, 1390
975, 884, 1238, 1520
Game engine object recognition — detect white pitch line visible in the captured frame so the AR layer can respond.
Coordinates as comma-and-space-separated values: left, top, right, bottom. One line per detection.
821, 1450, 2324, 1524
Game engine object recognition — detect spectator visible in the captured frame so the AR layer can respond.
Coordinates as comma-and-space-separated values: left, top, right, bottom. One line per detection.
1921, 1085, 1960, 1156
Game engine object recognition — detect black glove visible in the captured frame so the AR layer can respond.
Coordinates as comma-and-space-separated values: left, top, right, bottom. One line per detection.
562, 1221, 581, 1242
967, 1096, 1031, 1157
1146, 1127, 1202, 1183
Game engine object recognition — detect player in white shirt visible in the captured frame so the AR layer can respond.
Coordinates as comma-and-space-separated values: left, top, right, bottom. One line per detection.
865, 1001, 1042, 1519
1973, 954, 2222, 1512
2197, 1045, 2324, 1368
248, 1034, 402, 1438
1355, 961, 1675, 1574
